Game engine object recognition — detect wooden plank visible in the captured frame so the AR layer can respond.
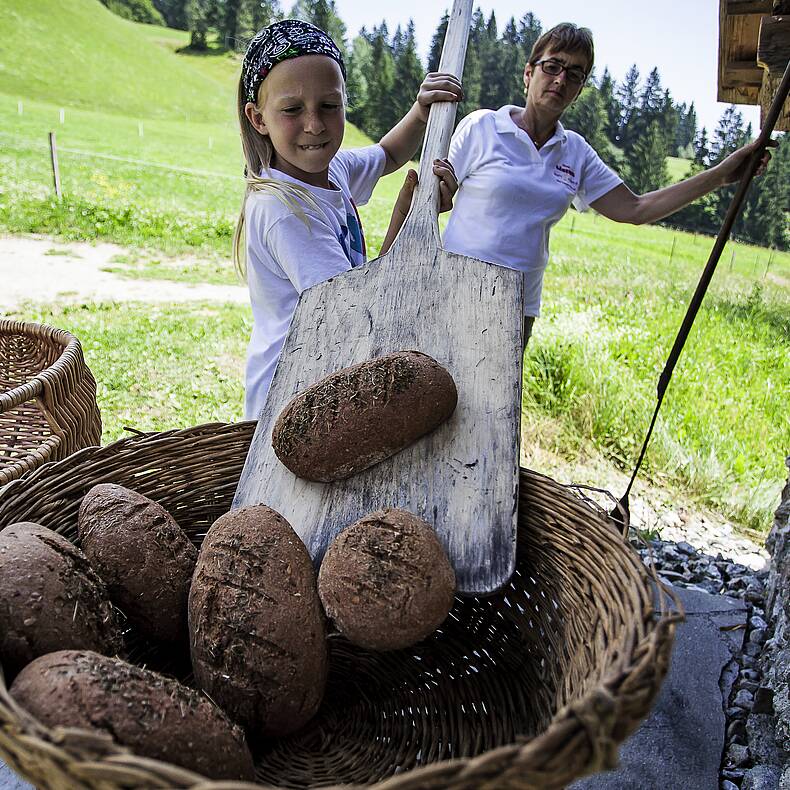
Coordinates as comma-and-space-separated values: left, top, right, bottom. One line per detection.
719, 0, 765, 102
757, 14, 790, 72
233, 251, 523, 595
758, 68, 790, 130
724, 59, 766, 86
726, 0, 772, 13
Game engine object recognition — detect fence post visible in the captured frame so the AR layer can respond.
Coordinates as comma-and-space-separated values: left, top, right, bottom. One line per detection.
17, 100, 22, 115
570, 215, 575, 233
764, 249, 775, 279
59, 108, 65, 124
138, 121, 144, 137
729, 247, 736, 272
49, 132, 62, 201
668, 235, 676, 264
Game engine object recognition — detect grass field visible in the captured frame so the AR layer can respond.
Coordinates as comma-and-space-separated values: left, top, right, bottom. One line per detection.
3, 0, 789, 535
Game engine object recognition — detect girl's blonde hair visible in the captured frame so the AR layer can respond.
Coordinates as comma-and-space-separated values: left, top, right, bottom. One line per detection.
232, 79, 321, 279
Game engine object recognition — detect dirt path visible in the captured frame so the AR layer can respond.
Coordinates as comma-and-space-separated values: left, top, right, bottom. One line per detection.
0, 234, 247, 310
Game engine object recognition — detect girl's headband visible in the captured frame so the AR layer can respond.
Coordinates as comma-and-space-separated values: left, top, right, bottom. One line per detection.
242, 20, 346, 104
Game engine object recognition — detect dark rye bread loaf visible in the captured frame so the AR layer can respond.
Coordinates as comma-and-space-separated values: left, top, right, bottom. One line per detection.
189, 504, 328, 737
10, 650, 255, 781
318, 509, 456, 651
0, 523, 122, 677
78, 484, 198, 644
272, 350, 458, 482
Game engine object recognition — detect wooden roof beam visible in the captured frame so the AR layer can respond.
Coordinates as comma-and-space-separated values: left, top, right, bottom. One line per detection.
724, 59, 766, 84
726, 0, 772, 13
758, 15, 790, 129
758, 14, 790, 73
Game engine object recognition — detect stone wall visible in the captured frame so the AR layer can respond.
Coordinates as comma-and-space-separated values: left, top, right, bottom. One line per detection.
748, 458, 790, 789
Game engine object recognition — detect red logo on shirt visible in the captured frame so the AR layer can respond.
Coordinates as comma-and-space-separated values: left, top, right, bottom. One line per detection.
553, 163, 578, 189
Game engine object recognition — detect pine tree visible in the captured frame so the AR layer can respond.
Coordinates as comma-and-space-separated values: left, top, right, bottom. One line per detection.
742, 133, 790, 249
562, 87, 615, 167
237, 0, 282, 45
615, 64, 640, 146
153, 0, 188, 29
392, 21, 424, 125
709, 105, 749, 165
659, 89, 679, 155
597, 67, 620, 144
500, 17, 523, 106
346, 33, 372, 127
694, 126, 710, 165
517, 12, 541, 63
478, 12, 501, 109
185, 0, 214, 49
625, 120, 669, 194
290, 0, 347, 57
627, 67, 662, 148
362, 24, 396, 140
427, 12, 448, 72
455, 9, 484, 117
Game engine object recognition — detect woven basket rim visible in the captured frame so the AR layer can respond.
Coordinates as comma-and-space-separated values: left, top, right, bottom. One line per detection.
0, 421, 681, 790
0, 320, 77, 408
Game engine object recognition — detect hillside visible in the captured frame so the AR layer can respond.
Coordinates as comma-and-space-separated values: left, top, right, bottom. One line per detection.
0, 0, 235, 121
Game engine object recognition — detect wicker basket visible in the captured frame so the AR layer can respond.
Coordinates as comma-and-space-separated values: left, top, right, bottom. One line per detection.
0, 320, 102, 487
0, 421, 678, 790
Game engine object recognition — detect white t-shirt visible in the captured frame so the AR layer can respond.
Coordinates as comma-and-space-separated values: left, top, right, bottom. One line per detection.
244, 144, 387, 420
443, 106, 622, 317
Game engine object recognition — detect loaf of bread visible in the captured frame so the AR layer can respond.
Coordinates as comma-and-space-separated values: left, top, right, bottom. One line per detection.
318, 508, 456, 651
10, 649, 255, 781
78, 484, 197, 644
189, 504, 328, 737
0, 523, 122, 676
272, 351, 457, 482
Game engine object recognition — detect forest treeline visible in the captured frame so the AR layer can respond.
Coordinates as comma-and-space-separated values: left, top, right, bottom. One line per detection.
104, 0, 790, 249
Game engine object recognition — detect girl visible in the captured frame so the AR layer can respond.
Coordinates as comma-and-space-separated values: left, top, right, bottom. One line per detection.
443, 22, 773, 346
234, 19, 461, 419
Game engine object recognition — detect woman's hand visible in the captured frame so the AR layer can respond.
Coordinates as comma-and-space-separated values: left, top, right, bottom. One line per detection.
392, 159, 458, 218
715, 138, 777, 185
413, 72, 464, 123
381, 160, 459, 254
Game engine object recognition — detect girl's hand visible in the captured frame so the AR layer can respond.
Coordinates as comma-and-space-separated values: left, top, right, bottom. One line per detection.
414, 72, 463, 123
716, 138, 777, 185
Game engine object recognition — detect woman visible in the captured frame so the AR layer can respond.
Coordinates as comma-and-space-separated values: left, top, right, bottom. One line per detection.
443, 23, 772, 344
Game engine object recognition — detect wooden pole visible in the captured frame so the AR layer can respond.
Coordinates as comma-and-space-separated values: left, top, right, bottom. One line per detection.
49, 132, 62, 201
764, 248, 775, 278
729, 247, 736, 271
668, 235, 677, 264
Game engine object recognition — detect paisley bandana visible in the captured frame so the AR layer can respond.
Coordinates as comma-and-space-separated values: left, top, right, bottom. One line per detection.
242, 19, 346, 104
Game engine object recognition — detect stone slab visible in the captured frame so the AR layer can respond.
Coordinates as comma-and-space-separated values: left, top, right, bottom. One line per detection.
0, 761, 32, 790
571, 585, 747, 790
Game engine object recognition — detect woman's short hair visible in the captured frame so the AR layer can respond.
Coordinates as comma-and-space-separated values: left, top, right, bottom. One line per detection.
528, 23, 594, 73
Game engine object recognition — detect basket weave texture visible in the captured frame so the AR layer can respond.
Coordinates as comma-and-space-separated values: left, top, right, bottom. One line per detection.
0, 319, 101, 486
0, 421, 678, 790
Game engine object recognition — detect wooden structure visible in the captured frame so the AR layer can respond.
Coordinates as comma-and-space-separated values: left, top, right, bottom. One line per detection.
719, 0, 790, 129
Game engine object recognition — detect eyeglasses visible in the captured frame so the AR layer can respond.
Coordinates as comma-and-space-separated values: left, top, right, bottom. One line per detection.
535, 59, 588, 85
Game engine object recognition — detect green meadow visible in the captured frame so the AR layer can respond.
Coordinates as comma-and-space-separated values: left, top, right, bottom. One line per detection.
2, 0, 788, 534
